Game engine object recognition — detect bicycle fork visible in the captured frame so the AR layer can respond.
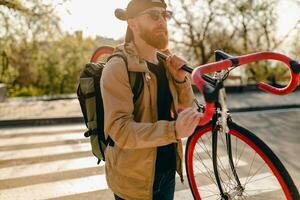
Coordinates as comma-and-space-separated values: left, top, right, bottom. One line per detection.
211, 89, 244, 199
211, 120, 226, 199
212, 117, 244, 199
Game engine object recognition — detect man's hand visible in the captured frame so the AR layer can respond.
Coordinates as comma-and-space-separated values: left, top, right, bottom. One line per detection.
166, 54, 188, 83
175, 108, 202, 139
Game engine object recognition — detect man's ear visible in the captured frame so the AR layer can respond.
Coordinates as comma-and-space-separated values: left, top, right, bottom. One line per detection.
127, 19, 137, 32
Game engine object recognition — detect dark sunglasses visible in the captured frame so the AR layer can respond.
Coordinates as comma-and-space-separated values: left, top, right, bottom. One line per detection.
137, 10, 173, 21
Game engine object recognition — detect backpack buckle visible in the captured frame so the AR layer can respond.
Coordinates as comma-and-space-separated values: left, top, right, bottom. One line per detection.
84, 130, 92, 137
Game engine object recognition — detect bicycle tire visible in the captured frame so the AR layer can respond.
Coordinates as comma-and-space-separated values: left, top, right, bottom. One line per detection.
185, 121, 299, 200
90, 46, 114, 63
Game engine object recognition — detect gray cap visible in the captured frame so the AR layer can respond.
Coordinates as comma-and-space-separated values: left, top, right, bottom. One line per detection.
115, 0, 167, 21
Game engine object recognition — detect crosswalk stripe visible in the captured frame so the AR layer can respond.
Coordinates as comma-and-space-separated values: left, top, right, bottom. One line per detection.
0, 154, 244, 181
0, 140, 204, 161
0, 124, 85, 136
0, 143, 91, 160
0, 157, 103, 180
0, 125, 283, 200
174, 172, 281, 200
0, 174, 108, 200
0, 133, 86, 147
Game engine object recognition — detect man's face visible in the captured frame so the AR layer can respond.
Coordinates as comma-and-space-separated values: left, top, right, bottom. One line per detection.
134, 7, 170, 50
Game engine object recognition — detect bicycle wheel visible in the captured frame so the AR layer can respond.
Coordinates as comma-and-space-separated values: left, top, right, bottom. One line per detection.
185, 121, 299, 200
90, 46, 114, 63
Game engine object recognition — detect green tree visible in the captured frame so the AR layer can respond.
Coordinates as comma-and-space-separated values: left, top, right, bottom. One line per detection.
167, 0, 300, 84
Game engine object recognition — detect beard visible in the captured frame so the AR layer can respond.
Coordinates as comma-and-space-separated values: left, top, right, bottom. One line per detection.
138, 24, 169, 50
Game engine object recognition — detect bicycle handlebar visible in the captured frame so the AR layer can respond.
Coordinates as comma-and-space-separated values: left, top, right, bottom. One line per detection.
199, 51, 300, 95
157, 51, 300, 125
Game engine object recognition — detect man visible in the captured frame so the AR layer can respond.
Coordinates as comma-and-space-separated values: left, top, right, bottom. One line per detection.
100, 0, 202, 199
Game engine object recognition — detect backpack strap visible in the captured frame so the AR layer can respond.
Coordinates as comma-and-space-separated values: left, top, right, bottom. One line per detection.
107, 53, 143, 103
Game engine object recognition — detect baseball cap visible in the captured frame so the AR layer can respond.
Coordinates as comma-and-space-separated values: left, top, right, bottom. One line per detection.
115, 0, 167, 21
115, 0, 168, 42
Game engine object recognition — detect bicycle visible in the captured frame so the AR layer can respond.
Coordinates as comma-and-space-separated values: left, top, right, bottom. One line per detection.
91, 46, 300, 199
157, 50, 300, 200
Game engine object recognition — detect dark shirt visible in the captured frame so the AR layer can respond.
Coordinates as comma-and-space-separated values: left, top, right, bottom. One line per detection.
147, 60, 176, 174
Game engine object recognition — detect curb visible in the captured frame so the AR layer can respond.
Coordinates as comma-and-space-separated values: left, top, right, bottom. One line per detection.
1, 104, 299, 128
230, 104, 300, 113
192, 84, 300, 94
0, 117, 84, 128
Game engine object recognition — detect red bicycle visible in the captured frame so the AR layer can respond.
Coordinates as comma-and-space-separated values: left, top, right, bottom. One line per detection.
158, 50, 300, 200
92, 46, 300, 199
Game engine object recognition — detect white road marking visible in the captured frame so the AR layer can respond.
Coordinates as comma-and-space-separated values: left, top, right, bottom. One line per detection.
0, 143, 91, 160
0, 124, 85, 136
0, 174, 108, 200
0, 127, 282, 200
0, 133, 86, 146
0, 157, 103, 180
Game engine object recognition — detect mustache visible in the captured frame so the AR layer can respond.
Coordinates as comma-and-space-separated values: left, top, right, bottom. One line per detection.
153, 25, 167, 32
153, 28, 168, 34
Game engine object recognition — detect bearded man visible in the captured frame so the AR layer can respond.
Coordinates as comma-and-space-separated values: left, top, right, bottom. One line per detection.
101, 0, 202, 199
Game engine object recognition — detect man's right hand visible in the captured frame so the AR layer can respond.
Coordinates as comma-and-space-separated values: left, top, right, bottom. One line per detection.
175, 107, 203, 139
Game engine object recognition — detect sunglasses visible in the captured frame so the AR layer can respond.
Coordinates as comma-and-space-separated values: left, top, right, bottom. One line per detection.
137, 10, 173, 21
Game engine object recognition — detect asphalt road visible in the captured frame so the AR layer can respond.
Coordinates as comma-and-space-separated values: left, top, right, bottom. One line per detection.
0, 109, 299, 199
232, 109, 300, 189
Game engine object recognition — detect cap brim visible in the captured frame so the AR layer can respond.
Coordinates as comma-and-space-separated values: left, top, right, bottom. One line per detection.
115, 8, 128, 21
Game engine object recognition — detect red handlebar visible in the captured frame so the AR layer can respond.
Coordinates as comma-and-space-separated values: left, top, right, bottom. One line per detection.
238, 52, 300, 95
192, 51, 300, 125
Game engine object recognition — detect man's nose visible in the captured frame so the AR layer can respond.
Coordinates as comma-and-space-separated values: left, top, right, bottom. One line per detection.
157, 15, 167, 27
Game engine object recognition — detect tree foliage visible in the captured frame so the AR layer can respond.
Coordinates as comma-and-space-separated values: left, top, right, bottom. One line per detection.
0, 0, 118, 96
1, 0, 299, 97
167, 0, 300, 83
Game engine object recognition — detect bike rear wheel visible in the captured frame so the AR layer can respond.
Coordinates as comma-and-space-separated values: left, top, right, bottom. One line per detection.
185, 121, 299, 200
90, 46, 114, 63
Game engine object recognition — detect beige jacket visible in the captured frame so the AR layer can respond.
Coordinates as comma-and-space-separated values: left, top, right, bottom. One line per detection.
100, 42, 195, 200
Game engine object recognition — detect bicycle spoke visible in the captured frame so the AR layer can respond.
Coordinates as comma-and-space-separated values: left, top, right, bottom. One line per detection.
246, 173, 273, 184
193, 144, 218, 185
235, 136, 238, 165
198, 186, 219, 196
245, 187, 280, 192
186, 125, 296, 200
243, 151, 256, 186
243, 161, 267, 187
198, 138, 212, 158
235, 142, 246, 168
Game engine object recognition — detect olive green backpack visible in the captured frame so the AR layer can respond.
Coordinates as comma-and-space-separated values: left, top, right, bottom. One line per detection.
77, 46, 143, 164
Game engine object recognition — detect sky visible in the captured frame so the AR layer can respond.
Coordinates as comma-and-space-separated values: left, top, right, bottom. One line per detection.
56, 0, 130, 39
55, 0, 300, 40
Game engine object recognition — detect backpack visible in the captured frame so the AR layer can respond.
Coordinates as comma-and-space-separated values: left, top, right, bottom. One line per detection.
77, 46, 144, 164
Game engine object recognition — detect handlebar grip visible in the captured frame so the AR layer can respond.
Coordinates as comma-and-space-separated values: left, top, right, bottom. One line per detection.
157, 51, 168, 60
157, 51, 194, 73
215, 50, 233, 61
290, 60, 300, 74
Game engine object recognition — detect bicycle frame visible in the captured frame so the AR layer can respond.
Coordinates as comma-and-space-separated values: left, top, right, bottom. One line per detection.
157, 49, 300, 199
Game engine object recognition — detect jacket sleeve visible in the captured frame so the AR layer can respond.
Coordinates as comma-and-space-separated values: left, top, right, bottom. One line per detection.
100, 57, 177, 149
173, 76, 195, 109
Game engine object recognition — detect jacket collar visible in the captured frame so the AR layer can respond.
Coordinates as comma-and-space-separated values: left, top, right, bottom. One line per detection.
115, 42, 152, 73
